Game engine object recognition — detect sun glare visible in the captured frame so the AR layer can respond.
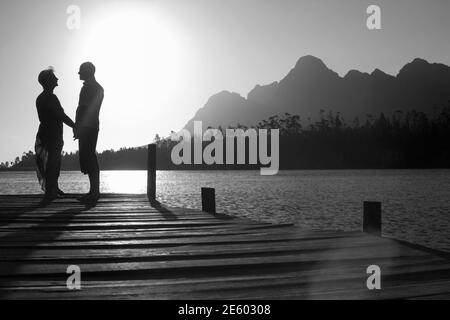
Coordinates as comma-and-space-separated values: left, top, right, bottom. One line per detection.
81, 5, 182, 118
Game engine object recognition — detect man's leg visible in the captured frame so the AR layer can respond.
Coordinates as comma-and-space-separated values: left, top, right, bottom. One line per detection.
88, 128, 99, 196
79, 130, 95, 199
81, 128, 100, 201
78, 135, 88, 197
88, 171, 99, 195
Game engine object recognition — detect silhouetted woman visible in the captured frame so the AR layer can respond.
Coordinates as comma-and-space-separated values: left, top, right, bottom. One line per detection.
35, 67, 75, 200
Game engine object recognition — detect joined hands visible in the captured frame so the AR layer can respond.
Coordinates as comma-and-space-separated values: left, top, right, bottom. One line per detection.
73, 125, 79, 140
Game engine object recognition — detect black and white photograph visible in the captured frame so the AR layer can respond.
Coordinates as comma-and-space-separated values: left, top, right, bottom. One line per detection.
0, 0, 449, 304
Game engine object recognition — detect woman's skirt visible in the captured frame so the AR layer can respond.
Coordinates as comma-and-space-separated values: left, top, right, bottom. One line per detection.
35, 133, 63, 194
35, 135, 48, 192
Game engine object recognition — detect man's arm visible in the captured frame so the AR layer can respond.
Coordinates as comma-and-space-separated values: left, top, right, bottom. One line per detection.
75, 85, 92, 127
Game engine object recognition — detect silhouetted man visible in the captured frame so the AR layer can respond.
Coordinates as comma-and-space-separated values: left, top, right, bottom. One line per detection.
35, 68, 75, 200
74, 62, 104, 203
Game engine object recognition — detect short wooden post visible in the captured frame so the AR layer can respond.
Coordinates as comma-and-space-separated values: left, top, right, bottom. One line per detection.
147, 144, 156, 201
201, 187, 216, 214
363, 201, 382, 236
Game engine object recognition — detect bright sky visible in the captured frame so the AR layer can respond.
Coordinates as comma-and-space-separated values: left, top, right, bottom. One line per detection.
1, 0, 450, 163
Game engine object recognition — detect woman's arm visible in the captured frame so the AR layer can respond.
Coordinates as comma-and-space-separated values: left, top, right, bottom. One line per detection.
52, 95, 75, 128
62, 113, 75, 128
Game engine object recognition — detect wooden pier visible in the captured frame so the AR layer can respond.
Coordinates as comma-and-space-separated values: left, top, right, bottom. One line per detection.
0, 193, 449, 299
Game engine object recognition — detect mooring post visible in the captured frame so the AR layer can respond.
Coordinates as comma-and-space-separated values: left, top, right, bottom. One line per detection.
147, 144, 156, 201
201, 187, 216, 214
363, 201, 382, 236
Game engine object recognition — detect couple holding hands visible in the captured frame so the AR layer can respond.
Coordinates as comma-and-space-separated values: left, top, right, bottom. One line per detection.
35, 62, 104, 204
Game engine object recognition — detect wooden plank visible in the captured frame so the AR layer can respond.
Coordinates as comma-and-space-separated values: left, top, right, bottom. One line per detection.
0, 234, 429, 257
0, 231, 368, 249
0, 256, 446, 293
1, 266, 450, 300
0, 193, 448, 300
0, 245, 440, 276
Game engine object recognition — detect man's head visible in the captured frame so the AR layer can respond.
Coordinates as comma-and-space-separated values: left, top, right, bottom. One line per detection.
78, 62, 96, 81
38, 67, 58, 90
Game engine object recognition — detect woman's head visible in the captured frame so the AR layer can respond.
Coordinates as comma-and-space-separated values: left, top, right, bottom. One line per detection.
38, 67, 58, 90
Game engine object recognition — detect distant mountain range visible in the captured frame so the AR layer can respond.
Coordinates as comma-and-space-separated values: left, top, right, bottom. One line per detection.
184, 55, 450, 130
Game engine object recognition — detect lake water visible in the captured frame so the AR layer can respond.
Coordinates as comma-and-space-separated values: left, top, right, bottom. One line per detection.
1, 169, 449, 252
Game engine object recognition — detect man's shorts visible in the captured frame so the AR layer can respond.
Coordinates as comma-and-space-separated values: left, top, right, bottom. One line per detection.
78, 127, 99, 174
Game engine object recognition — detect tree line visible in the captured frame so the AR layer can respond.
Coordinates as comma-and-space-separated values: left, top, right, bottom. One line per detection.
4, 102, 450, 171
